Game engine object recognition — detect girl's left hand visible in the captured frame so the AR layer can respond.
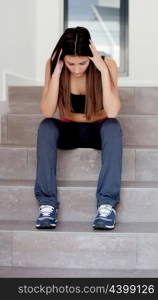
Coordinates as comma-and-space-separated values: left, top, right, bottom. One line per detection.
88, 39, 108, 73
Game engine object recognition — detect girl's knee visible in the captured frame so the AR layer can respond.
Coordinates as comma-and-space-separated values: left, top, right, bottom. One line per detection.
38, 117, 59, 136
101, 118, 122, 134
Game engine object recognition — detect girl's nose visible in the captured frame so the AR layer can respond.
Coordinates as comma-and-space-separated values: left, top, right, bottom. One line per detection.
74, 68, 80, 73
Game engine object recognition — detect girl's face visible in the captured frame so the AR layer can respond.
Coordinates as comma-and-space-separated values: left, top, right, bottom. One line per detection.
64, 55, 90, 77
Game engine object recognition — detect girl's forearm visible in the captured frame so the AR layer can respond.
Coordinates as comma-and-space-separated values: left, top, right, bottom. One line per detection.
40, 73, 60, 117
101, 69, 121, 118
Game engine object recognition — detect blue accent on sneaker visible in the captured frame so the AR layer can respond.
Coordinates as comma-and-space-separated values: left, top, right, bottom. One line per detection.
36, 205, 58, 229
93, 204, 116, 229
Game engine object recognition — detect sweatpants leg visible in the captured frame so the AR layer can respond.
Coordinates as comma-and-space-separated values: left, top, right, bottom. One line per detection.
34, 118, 61, 208
96, 118, 123, 209
34, 118, 79, 208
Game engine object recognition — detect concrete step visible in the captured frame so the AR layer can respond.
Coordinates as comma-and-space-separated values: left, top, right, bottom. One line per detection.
8, 86, 158, 115
0, 179, 158, 222
8, 86, 42, 114
0, 220, 158, 270
2, 114, 158, 146
1, 266, 158, 278
0, 144, 158, 182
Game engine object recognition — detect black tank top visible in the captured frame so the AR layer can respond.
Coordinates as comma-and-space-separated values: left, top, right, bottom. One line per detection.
60, 93, 107, 122
71, 93, 85, 113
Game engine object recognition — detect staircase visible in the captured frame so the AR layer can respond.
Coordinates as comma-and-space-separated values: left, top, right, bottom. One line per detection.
0, 86, 158, 278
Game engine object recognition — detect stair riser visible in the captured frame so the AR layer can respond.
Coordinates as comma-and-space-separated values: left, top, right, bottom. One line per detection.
0, 186, 158, 222
0, 147, 158, 181
9, 86, 42, 114
9, 87, 158, 115
0, 230, 158, 269
2, 115, 158, 146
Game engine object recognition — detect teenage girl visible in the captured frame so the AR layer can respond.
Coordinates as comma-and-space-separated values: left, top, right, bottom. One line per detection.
34, 26, 123, 230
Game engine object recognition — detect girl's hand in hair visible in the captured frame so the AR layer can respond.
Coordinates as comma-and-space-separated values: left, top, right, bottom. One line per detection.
88, 39, 108, 74
53, 49, 64, 76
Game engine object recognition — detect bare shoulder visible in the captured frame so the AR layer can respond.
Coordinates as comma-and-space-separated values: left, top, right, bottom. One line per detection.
104, 57, 117, 70
103, 57, 118, 87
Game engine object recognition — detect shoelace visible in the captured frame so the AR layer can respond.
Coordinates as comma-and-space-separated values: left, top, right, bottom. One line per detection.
40, 205, 54, 217
98, 204, 113, 217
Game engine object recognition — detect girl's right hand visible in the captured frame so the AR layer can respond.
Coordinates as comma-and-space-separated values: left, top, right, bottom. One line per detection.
52, 49, 64, 76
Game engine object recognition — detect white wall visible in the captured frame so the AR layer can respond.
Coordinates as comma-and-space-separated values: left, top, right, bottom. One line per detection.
35, 0, 63, 83
0, 0, 63, 103
119, 0, 158, 86
0, 0, 37, 102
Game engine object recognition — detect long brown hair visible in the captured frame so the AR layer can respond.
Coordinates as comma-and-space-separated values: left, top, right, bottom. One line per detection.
50, 26, 114, 120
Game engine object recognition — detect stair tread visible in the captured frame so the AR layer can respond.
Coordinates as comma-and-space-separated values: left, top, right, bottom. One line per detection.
0, 179, 158, 188
0, 220, 158, 234
6, 113, 158, 117
1, 266, 158, 278
1, 143, 158, 149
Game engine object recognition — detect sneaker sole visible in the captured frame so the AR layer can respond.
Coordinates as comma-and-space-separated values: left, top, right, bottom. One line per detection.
92, 223, 115, 230
36, 220, 58, 229
36, 224, 56, 229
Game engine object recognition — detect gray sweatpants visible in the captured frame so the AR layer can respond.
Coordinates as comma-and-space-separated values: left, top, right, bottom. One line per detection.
34, 117, 123, 209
